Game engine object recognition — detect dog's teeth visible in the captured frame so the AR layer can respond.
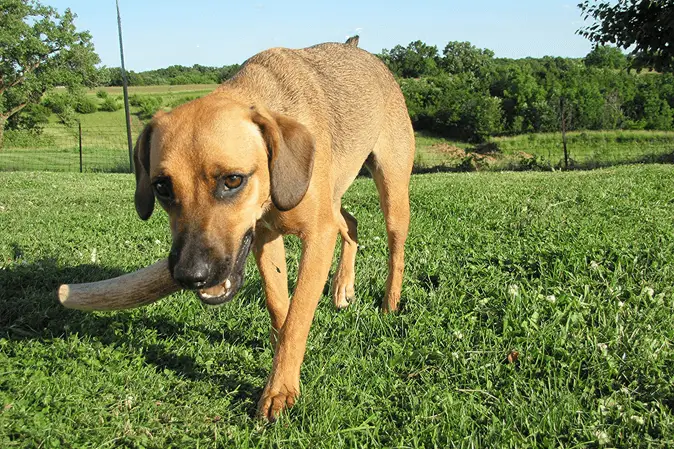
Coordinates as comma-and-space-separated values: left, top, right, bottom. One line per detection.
225, 279, 232, 290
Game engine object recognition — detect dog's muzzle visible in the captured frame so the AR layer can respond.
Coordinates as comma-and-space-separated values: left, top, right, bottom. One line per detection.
195, 230, 254, 305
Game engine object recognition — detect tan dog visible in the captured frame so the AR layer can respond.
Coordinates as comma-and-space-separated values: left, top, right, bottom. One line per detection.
132, 38, 414, 420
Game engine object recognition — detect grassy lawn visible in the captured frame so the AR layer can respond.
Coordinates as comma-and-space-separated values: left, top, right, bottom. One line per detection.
1, 166, 673, 447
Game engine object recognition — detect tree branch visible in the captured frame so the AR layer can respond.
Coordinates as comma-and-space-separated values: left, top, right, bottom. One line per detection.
0, 101, 29, 121
0, 60, 42, 95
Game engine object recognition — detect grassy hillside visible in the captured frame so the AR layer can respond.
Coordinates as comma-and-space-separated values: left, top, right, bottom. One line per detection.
1, 167, 673, 447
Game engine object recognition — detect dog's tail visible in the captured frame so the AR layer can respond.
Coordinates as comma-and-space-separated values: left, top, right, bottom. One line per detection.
345, 35, 359, 47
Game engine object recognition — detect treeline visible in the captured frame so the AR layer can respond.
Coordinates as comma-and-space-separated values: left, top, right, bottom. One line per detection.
97, 64, 241, 86
96, 41, 674, 143
381, 41, 674, 141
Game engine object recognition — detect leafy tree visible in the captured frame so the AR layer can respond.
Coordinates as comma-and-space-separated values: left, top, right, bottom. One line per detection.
441, 41, 495, 78
380, 41, 440, 78
584, 45, 627, 69
578, 0, 674, 72
0, 0, 100, 146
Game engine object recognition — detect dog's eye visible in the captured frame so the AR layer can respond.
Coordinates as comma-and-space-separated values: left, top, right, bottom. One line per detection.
215, 175, 245, 200
153, 179, 173, 200
223, 175, 243, 190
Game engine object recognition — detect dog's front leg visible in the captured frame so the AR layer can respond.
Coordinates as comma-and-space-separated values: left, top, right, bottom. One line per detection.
257, 225, 338, 421
253, 225, 289, 350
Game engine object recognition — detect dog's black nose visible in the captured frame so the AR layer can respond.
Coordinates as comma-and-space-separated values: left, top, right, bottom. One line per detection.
172, 261, 210, 289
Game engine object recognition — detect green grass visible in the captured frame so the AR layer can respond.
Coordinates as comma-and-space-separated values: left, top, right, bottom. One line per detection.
88, 84, 219, 96
494, 131, 674, 168
1, 166, 673, 447
2, 84, 673, 173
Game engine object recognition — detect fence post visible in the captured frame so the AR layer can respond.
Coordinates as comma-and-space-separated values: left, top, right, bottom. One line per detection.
78, 120, 83, 173
560, 97, 569, 170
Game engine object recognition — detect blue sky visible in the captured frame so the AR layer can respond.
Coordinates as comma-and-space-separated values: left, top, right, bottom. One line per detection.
46, 0, 594, 71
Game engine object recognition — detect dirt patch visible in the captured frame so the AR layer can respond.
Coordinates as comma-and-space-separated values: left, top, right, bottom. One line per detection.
474, 154, 498, 164
430, 143, 467, 158
517, 151, 535, 159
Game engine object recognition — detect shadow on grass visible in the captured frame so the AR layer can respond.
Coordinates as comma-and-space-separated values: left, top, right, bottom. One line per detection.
0, 255, 265, 414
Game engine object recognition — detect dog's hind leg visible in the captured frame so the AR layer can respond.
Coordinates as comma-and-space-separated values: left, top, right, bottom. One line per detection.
366, 109, 414, 313
332, 207, 358, 309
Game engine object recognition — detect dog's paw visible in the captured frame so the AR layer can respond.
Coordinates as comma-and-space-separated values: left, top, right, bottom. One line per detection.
332, 271, 355, 309
257, 384, 299, 422
382, 292, 400, 314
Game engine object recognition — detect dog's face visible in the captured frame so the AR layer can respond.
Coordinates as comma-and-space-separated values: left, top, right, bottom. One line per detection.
133, 97, 315, 305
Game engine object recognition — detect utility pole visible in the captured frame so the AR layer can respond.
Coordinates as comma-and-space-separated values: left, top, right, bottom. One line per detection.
116, 0, 134, 173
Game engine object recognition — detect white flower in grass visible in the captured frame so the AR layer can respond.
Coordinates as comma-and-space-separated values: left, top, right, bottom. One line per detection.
643, 287, 655, 299
508, 284, 519, 298
91, 248, 98, 264
590, 261, 600, 270
594, 430, 610, 445
453, 330, 463, 340
546, 294, 556, 303
154, 239, 161, 245
630, 415, 645, 425
597, 343, 608, 356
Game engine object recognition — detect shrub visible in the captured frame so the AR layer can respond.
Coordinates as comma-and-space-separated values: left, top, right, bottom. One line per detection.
4, 129, 56, 148
6, 104, 51, 131
166, 95, 199, 108
99, 97, 122, 112
129, 94, 142, 106
43, 92, 74, 115
136, 96, 163, 119
74, 96, 98, 114
96, 90, 109, 99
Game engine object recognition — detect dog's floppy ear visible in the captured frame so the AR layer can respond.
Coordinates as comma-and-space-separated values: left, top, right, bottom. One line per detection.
133, 123, 155, 220
252, 111, 316, 211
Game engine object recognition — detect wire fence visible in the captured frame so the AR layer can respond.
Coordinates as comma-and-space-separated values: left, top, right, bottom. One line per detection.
0, 123, 145, 173
2, 123, 673, 174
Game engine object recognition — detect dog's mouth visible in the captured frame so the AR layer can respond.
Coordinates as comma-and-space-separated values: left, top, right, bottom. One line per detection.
196, 231, 254, 306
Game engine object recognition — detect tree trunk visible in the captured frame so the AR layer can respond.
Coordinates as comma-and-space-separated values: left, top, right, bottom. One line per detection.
0, 117, 6, 150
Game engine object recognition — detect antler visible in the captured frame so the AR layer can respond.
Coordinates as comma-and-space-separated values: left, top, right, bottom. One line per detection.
58, 259, 181, 311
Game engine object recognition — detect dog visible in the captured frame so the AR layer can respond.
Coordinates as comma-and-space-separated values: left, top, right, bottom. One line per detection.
132, 37, 415, 420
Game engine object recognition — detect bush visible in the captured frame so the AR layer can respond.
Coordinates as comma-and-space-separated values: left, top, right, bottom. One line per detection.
6, 104, 51, 131
166, 95, 199, 108
43, 92, 74, 115
74, 96, 98, 114
96, 90, 109, 99
136, 96, 163, 120
129, 94, 142, 107
99, 97, 122, 112
3, 129, 56, 148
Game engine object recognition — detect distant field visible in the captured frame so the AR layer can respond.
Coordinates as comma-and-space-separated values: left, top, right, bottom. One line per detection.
494, 131, 674, 168
1, 166, 673, 447
2, 84, 674, 172
86, 84, 219, 96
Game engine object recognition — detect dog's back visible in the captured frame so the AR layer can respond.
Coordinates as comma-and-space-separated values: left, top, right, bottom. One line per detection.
223, 41, 414, 197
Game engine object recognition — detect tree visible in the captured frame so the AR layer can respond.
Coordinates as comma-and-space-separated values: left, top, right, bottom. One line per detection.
441, 41, 495, 77
379, 41, 440, 78
0, 0, 99, 146
584, 45, 627, 69
578, 0, 674, 72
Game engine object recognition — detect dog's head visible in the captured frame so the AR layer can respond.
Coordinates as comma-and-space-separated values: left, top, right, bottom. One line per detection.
133, 97, 315, 304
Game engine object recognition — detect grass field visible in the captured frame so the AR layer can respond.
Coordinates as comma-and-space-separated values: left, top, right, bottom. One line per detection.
494, 131, 674, 169
1, 166, 673, 447
2, 84, 673, 173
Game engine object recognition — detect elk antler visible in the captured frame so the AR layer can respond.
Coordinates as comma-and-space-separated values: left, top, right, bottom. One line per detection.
58, 259, 181, 311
